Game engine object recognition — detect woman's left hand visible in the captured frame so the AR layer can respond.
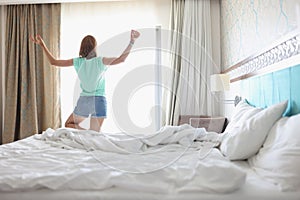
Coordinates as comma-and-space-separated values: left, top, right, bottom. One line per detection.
130, 30, 140, 41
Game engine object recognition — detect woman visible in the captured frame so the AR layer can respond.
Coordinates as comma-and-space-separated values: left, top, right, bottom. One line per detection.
31, 30, 140, 132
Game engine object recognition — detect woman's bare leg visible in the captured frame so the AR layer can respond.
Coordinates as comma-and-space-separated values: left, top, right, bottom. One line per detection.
90, 117, 105, 132
65, 113, 86, 130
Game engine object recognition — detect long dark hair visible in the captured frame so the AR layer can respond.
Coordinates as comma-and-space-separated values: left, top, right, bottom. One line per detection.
79, 35, 97, 59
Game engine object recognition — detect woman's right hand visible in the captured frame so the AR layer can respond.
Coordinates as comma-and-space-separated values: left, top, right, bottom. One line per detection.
30, 34, 45, 47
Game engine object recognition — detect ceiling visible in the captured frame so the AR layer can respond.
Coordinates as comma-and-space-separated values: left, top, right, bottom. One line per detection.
0, 0, 131, 5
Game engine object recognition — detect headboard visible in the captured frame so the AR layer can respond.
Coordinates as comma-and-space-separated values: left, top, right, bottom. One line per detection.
223, 31, 300, 116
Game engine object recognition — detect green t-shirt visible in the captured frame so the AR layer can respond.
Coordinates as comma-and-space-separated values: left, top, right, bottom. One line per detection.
73, 57, 108, 96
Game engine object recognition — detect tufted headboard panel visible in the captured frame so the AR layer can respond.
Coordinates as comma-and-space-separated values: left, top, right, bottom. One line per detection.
241, 64, 300, 116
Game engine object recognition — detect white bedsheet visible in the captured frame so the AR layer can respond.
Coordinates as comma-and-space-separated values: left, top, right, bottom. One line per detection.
1, 162, 300, 200
0, 125, 245, 194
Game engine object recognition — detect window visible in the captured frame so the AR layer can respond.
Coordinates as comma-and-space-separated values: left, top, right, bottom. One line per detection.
60, 0, 170, 133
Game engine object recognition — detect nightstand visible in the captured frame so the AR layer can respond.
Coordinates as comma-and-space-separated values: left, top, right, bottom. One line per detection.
178, 115, 227, 133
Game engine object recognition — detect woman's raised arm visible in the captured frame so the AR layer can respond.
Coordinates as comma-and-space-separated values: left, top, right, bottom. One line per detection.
102, 30, 140, 66
30, 35, 73, 67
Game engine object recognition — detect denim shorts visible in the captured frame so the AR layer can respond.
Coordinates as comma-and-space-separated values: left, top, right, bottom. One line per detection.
73, 96, 107, 118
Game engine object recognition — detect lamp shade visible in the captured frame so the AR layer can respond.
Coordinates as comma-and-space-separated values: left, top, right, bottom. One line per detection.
210, 74, 230, 92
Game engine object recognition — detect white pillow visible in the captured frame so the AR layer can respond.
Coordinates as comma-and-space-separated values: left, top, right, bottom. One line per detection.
220, 100, 288, 160
224, 99, 263, 134
248, 114, 300, 191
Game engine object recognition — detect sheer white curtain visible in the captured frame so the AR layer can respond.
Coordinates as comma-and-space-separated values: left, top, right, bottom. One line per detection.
180, 0, 218, 115
163, 0, 220, 125
60, 0, 170, 133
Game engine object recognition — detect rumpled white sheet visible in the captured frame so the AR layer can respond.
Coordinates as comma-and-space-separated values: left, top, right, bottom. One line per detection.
0, 124, 246, 193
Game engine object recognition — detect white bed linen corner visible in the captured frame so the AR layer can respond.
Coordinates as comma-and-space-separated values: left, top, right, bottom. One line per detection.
0, 124, 246, 195
248, 113, 300, 192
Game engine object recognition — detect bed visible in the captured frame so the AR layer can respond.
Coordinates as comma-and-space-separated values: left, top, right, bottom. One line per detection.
1, 122, 299, 200
1, 34, 300, 200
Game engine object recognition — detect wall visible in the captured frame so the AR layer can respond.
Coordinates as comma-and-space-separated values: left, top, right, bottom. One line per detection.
221, 0, 300, 69
211, 0, 221, 73
220, 0, 300, 118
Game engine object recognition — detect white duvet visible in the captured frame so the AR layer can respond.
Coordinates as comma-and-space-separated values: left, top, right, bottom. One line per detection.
0, 124, 246, 193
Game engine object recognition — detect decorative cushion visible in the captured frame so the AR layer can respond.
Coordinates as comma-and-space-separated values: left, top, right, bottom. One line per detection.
178, 115, 226, 133
189, 117, 226, 133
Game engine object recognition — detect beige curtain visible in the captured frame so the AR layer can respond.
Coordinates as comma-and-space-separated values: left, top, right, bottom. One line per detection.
0, 6, 6, 144
3, 4, 61, 144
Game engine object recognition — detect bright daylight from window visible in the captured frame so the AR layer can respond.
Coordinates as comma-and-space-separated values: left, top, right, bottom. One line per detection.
60, 1, 170, 133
